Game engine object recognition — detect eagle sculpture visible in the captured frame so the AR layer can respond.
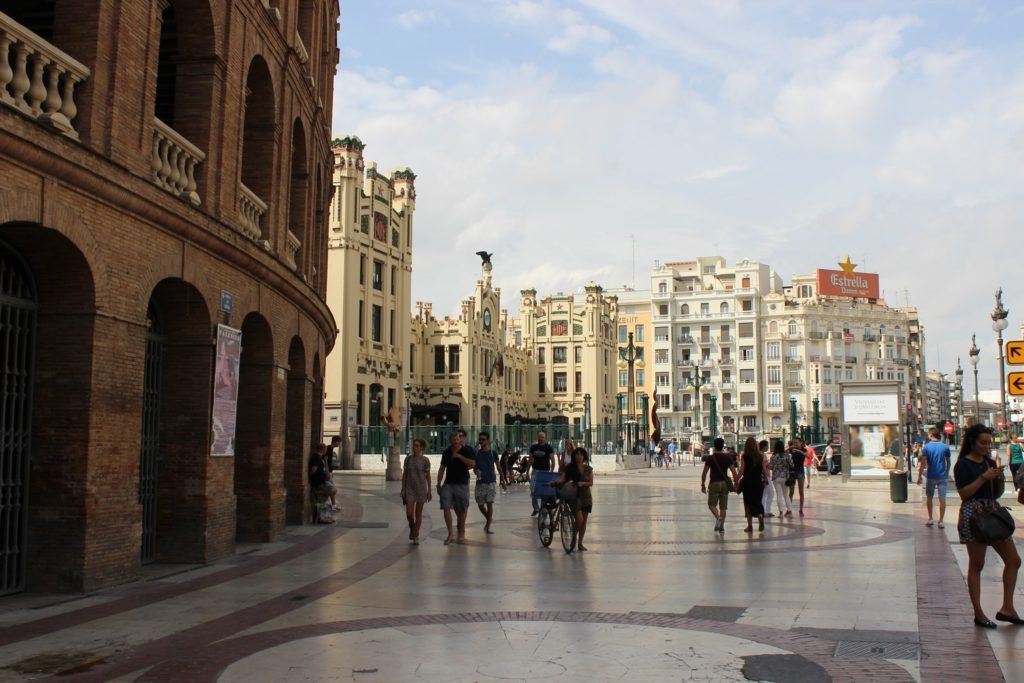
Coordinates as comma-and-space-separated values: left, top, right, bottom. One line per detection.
475, 251, 493, 266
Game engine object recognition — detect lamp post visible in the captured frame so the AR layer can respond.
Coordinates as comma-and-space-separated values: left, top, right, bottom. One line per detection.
789, 396, 798, 442
583, 393, 592, 452
954, 358, 964, 444
992, 288, 1010, 438
617, 333, 644, 457
683, 359, 705, 449
968, 334, 980, 426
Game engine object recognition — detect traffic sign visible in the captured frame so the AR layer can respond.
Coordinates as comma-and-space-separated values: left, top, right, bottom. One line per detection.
1010, 372, 1024, 396
944, 422, 954, 435
997, 418, 1005, 430
1008, 341, 1024, 365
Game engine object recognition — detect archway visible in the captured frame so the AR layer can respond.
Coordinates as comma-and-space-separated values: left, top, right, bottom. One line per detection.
234, 312, 279, 541
284, 336, 309, 524
143, 278, 213, 564
240, 56, 276, 239
311, 353, 323, 445
287, 119, 308, 272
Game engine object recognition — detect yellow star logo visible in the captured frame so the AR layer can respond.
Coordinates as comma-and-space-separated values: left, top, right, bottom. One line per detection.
838, 256, 857, 274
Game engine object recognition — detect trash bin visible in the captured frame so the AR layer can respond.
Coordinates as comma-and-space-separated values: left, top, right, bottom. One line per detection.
889, 470, 908, 503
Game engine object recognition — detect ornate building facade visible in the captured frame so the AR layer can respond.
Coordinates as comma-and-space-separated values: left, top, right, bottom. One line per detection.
322, 136, 415, 466
0, 0, 339, 593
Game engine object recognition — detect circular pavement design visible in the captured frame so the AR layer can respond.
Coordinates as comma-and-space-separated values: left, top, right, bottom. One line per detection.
137, 611, 912, 682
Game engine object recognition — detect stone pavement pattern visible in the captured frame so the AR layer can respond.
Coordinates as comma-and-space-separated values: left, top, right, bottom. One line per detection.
0, 469, 1021, 682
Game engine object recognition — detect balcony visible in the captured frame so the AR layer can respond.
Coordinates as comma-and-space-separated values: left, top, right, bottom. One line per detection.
845, 356, 857, 363
238, 182, 268, 241
0, 11, 91, 139
285, 230, 301, 269
698, 336, 713, 345
654, 335, 670, 342
863, 333, 878, 341
678, 335, 695, 344
152, 118, 205, 205
720, 381, 735, 390
784, 356, 801, 365
808, 331, 826, 339
719, 335, 733, 343
718, 358, 734, 367
809, 354, 825, 362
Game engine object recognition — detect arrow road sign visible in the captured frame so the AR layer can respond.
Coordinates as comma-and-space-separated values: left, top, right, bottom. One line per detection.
1008, 341, 1024, 365
1009, 372, 1024, 397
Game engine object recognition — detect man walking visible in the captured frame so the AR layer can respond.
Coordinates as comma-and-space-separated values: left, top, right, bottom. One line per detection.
917, 427, 951, 528
788, 438, 806, 516
667, 439, 677, 468
437, 429, 476, 544
474, 431, 506, 534
701, 437, 738, 533
528, 431, 555, 516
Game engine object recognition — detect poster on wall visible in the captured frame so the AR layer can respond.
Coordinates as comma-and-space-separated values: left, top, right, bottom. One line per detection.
211, 324, 242, 457
842, 394, 899, 424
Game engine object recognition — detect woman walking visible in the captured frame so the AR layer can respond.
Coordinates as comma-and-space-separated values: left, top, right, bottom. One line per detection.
737, 437, 766, 532
553, 447, 595, 551
954, 425, 1021, 628
400, 438, 432, 545
1007, 435, 1023, 491
769, 440, 793, 517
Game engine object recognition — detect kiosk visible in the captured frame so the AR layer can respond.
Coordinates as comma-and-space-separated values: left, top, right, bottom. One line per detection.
839, 381, 906, 481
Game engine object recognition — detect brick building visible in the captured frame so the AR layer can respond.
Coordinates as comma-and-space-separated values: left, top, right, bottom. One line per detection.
0, 0, 340, 594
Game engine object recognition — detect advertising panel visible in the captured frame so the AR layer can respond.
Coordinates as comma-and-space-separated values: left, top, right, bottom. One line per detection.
816, 268, 880, 299
842, 394, 899, 424
211, 324, 242, 457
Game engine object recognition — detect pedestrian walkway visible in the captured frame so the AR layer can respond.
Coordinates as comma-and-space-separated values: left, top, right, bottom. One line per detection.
0, 469, 1020, 681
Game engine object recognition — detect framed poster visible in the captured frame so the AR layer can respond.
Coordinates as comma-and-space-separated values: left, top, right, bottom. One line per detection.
373, 212, 387, 241
211, 324, 242, 456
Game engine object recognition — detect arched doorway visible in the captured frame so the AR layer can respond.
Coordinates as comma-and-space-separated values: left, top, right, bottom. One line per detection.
234, 312, 279, 542
368, 383, 383, 426
284, 336, 308, 524
0, 243, 37, 595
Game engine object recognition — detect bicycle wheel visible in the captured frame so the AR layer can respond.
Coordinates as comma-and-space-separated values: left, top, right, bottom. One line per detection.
560, 505, 577, 553
537, 507, 554, 547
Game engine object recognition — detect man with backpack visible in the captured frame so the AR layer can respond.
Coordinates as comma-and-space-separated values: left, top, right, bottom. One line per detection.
701, 437, 738, 533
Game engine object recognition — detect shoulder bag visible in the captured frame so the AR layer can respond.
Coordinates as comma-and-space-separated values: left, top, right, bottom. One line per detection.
970, 471, 1015, 544
709, 454, 734, 492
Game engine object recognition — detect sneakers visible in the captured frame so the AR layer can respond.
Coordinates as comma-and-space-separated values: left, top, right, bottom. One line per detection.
926, 520, 935, 527
713, 517, 722, 532
531, 510, 539, 517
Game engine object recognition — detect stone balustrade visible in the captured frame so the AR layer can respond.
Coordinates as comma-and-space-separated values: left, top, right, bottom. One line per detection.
0, 11, 91, 139
238, 183, 267, 241
152, 117, 205, 205
285, 230, 300, 269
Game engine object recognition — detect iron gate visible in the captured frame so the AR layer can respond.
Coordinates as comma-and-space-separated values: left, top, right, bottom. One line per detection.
0, 245, 37, 595
139, 303, 163, 564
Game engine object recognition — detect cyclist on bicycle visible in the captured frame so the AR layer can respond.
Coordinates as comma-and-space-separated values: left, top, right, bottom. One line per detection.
551, 447, 594, 551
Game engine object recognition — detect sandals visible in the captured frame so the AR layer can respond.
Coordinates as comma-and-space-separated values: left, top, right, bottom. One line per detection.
996, 612, 1024, 625
925, 521, 934, 527
975, 617, 998, 629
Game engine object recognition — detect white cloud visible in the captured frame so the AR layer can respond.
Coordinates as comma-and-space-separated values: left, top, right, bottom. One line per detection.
547, 14, 612, 53
397, 9, 435, 29
682, 164, 750, 183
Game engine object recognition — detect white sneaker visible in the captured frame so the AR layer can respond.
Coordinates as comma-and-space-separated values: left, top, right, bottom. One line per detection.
714, 518, 722, 531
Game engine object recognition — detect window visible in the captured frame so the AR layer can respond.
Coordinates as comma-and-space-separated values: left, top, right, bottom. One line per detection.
658, 304, 669, 315
618, 325, 628, 343
389, 309, 395, 344
768, 321, 778, 335
768, 366, 781, 384
575, 346, 582, 363
655, 326, 669, 342
538, 347, 546, 364
391, 266, 397, 295
371, 304, 382, 341
655, 372, 670, 387
619, 369, 628, 387
656, 393, 670, 409
448, 345, 460, 372
743, 416, 757, 429
766, 341, 780, 360
538, 373, 546, 393
720, 302, 729, 313
635, 370, 644, 386
554, 372, 567, 393
359, 255, 366, 285
788, 320, 798, 336
720, 324, 731, 342
553, 346, 567, 363
410, 344, 415, 372
655, 349, 669, 364
681, 304, 690, 315
372, 260, 383, 290
634, 325, 644, 342
740, 346, 754, 361
357, 300, 364, 337
658, 282, 667, 293
740, 391, 755, 406
740, 369, 755, 383
722, 370, 731, 383
768, 389, 782, 408
700, 303, 710, 315
434, 345, 445, 373
738, 322, 753, 338
355, 384, 365, 424
741, 276, 751, 288
575, 371, 582, 392
703, 265, 715, 274
823, 367, 832, 384
741, 299, 752, 311
551, 320, 567, 336
814, 367, 820, 383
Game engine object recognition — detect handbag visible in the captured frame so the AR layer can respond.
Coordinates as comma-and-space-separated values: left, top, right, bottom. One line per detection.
970, 475, 1015, 544
708, 454, 733, 492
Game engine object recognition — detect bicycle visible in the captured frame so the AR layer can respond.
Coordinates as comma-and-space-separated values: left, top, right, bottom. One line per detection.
536, 480, 577, 553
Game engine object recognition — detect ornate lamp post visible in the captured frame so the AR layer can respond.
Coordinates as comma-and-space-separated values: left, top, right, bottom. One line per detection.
968, 334, 980, 426
992, 288, 1010, 437
683, 359, 705, 448
955, 358, 964, 444
789, 396, 798, 442
617, 332, 644, 456
583, 393, 592, 452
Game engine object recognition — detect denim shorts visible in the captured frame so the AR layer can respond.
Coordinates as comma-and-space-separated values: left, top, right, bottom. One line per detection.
925, 478, 947, 499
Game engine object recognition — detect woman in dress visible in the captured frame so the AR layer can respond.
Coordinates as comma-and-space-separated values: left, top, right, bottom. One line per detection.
400, 438, 432, 545
553, 447, 595, 551
736, 437, 766, 532
954, 424, 1021, 628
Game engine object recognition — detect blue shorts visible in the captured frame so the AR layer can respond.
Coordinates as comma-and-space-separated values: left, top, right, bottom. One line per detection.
925, 478, 947, 499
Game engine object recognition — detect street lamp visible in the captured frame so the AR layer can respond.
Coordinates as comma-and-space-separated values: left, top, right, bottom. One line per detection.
583, 393, 592, 452
992, 288, 1010, 437
682, 359, 705, 449
403, 382, 413, 456
617, 332, 644, 456
968, 334, 980, 426
955, 358, 964, 444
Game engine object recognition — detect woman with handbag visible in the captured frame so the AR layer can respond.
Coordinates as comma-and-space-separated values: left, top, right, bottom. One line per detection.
736, 437, 766, 532
769, 440, 793, 517
954, 424, 1021, 628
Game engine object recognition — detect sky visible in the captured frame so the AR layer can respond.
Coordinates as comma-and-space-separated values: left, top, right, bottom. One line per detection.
331, 0, 1024, 392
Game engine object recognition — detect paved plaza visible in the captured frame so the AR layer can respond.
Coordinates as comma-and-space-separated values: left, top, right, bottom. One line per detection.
0, 468, 1021, 682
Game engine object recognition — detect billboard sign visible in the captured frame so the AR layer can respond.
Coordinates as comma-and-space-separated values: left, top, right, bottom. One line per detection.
816, 256, 879, 299
211, 324, 242, 456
